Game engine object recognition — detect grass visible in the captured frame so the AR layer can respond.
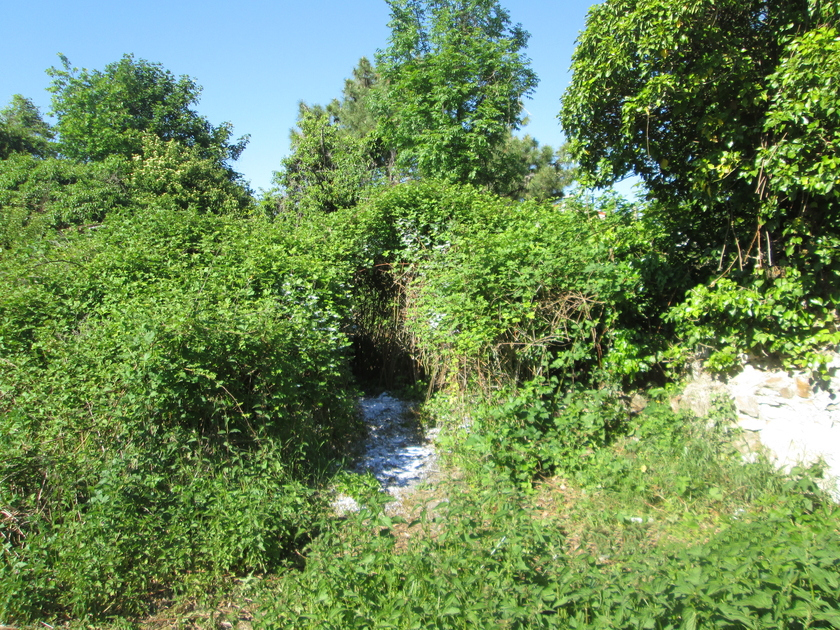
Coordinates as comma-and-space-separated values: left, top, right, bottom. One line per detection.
43, 386, 838, 630
244, 392, 839, 629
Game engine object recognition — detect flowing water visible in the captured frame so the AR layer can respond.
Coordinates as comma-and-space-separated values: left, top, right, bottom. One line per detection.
333, 392, 440, 513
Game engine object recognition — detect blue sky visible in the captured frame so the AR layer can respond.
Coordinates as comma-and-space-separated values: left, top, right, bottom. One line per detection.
2, 0, 638, 196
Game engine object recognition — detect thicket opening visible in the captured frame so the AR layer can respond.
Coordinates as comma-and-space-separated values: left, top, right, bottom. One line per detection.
349, 265, 424, 393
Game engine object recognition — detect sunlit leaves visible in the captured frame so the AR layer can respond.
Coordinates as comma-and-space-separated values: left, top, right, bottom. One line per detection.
48, 54, 248, 168
376, 0, 538, 187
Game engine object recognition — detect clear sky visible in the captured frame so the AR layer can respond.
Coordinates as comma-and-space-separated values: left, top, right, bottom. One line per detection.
2, 1, 637, 196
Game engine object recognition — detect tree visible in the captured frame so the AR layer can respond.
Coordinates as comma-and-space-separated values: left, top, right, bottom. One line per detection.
0, 95, 54, 159
757, 23, 840, 248
490, 134, 577, 202
326, 57, 380, 140
560, 0, 838, 272
48, 54, 248, 167
375, 0, 538, 188
272, 105, 378, 214
326, 57, 398, 182
128, 133, 253, 214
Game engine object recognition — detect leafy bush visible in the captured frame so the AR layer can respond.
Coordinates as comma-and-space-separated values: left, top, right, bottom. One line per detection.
666, 270, 840, 372
561, 493, 840, 629
0, 207, 359, 622
332, 182, 672, 392
128, 133, 253, 214
461, 379, 628, 485
259, 479, 569, 629
401, 194, 656, 389
0, 153, 130, 249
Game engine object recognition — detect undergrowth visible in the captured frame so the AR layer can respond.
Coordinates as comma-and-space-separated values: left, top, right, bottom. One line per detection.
253, 396, 840, 629
2, 175, 838, 627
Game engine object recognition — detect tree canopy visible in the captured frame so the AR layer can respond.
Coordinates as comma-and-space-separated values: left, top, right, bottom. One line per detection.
48, 54, 248, 167
561, 0, 839, 274
272, 44, 571, 213
272, 104, 378, 214
375, 0, 538, 188
0, 95, 54, 159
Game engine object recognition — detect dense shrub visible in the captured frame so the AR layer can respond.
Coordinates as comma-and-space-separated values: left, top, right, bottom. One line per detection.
0, 207, 358, 621
332, 182, 673, 393
0, 153, 130, 249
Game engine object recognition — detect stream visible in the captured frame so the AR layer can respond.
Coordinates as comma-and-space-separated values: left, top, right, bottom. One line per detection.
333, 392, 440, 513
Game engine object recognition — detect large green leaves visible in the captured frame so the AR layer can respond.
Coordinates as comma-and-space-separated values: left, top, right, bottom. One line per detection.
760, 26, 840, 203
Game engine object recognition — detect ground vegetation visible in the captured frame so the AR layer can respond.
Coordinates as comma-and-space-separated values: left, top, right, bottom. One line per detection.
1, 1, 839, 626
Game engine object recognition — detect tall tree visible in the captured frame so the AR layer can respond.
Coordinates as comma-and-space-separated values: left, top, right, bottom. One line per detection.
560, 0, 838, 273
273, 104, 378, 214
375, 0, 538, 188
326, 57, 398, 182
48, 54, 248, 167
490, 134, 577, 202
0, 95, 54, 159
327, 57, 380, 140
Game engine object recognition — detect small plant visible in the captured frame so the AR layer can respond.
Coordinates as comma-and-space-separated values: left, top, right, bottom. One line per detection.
331, 470, 382, 504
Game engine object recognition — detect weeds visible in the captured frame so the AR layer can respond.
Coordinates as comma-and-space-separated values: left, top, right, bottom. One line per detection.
254, 396, 839, 630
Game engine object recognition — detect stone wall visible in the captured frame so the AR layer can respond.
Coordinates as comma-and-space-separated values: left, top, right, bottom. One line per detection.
672, 354, 840, 500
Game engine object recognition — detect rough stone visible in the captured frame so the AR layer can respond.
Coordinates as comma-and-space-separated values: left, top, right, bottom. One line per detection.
795, 376, 812, 399
672, 373, 728, 417
778, 386, 795, 399
739, 418, 766, 433
763, 374, 791, 393
678, 353, 840, 501
629, 393, 647, 414
734, 395, 760, 418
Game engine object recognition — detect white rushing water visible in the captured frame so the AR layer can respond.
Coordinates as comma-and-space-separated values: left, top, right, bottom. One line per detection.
333, 392, 440, 514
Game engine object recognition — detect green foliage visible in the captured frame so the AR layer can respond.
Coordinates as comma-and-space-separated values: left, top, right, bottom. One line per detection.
562, 0, 840, 369
463, 380, 628, 485
343, 183, 666, 389
0, 137, 252, 252
490, 134, 577, 202
326, 57, 381, 141
257, 407, 840, 629
330, 470, 382, 505
666, 271, 840, 372
574, 477, 840, 629
560, 496, 840, 629
129, 133, 253, 214
1, 443, 317, 620
272, 107, 378, 214
0, 95, 55, 159
4, 6, 840, 626
560, 0, 806, 255
48, 54, 248, 167
754, 24, 840, 307
760, 25, 840, 203
260, 479, 569, 629
0, 207, 359, 622
0, 153, 131, 249
411, 200, 649, 386
571, 398, 787, 524
376, 0, 538, 188
278, 32, 574, 209
321, 181, 685, 399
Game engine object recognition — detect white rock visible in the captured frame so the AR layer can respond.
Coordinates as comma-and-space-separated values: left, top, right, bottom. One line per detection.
720, 360, 840, 500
